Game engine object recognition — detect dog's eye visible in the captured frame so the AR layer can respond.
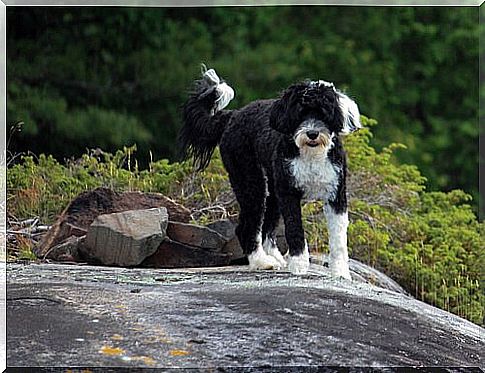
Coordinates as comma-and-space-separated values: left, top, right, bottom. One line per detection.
298, 105, 312, 118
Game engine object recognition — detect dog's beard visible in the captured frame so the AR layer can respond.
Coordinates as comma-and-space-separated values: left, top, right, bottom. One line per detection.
294, 130, 332, 157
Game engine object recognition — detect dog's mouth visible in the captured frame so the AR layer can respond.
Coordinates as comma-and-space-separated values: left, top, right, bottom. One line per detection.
306, 140, 321, 148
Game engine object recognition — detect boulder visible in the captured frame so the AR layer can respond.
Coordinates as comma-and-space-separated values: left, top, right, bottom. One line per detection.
62, 222, 88, 238
142, 238, 231, 268
7, 263, 484, 368
221, 237, 245, 262
205, 219, 236, 240
81, 207, 168, 266
167, 222, 227, 250
275, 220, 288, 253
206, 219, 244, 262
35, 187, 190, 259
45, 235, 85, 262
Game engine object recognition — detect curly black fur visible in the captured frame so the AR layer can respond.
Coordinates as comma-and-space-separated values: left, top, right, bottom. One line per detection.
179, 77, 233, 171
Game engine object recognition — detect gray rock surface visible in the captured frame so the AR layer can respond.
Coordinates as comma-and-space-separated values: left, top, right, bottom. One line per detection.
82, 207, 168, 266
7, 263, 483, 369
312, 254, 408, 295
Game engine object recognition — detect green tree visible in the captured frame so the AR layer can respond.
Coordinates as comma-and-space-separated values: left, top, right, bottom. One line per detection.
7, 7, 479, 209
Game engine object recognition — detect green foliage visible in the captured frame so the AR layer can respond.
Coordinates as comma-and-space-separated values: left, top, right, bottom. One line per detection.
6, 7, 479, 211
17, 245, 38, 261
7, 117, 483, 325
7, 145, 191, 222
8, 153, 98, 222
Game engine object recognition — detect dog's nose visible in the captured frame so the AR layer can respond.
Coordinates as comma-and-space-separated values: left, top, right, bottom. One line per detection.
306, 130, 319, 140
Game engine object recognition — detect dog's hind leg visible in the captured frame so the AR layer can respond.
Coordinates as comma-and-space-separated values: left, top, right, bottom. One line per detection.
278, 192, 310, 275
261, 187, 287, 268
222, 153, 283, 270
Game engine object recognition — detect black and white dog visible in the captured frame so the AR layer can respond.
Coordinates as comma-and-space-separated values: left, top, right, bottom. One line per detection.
179, 67, 361, 278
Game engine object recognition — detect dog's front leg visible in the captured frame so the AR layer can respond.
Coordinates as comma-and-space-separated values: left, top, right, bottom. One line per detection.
279, 193, 310, 275
324, 204, 351, 280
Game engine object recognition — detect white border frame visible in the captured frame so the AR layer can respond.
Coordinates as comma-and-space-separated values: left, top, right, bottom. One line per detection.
1, 2, 482, 371
2, 1, 485, 6
1, 1, 6, 372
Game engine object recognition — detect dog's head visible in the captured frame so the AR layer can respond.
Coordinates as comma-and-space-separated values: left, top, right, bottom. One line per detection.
269, 80, 361, 154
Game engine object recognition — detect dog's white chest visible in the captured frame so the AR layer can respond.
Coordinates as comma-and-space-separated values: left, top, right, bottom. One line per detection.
289, 155, 340, 200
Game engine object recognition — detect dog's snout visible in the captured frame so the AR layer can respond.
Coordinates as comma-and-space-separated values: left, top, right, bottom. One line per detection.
306, 130, 319, 140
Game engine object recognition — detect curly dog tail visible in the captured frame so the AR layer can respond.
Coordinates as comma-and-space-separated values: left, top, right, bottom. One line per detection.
179, 65, 235, 171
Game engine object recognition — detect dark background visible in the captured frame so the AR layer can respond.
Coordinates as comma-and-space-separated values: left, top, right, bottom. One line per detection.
6, 7, 479, 209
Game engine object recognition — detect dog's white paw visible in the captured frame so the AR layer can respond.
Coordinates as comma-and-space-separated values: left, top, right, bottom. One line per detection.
287, 250, 310, 275
268, 247, 287, 268
248, 245, 283, 270
329, 259, 351, 280
263, 239, 287, 268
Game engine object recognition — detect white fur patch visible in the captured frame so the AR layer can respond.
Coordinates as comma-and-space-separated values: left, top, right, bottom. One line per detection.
324, 205, 351, 280
215, 82, 235, 111
203, 68, 235, 112
248, 243, 284, 271
263, 238, 287, 268
289, 144, 340, 201
203, 68, 221, 85
287, 241, 310, 275
311, 80, 336, 90
337, 91, 361, 135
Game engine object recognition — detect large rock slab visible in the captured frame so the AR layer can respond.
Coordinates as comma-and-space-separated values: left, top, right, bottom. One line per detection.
81, 207, 168, 266
7, 263, 483, 368
141, 238, 231, 268
167, 221, 227, 249
35, 187, 191, 259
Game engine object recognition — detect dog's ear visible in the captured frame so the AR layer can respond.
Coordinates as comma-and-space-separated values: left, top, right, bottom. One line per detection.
335, 91, 362, 135
269, 97, 290, 134
269, 85, 302, 134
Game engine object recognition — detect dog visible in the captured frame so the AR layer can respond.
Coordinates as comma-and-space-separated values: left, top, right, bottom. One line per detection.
179, 66, 361, 278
